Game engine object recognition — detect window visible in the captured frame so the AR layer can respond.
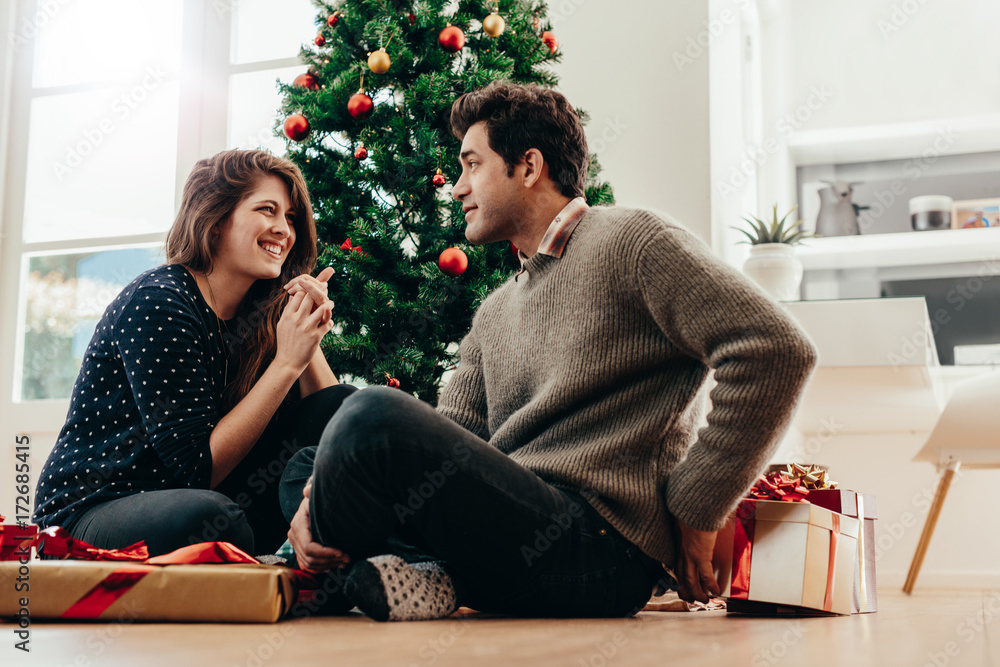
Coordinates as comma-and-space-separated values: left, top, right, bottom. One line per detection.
0, 0, 315, 514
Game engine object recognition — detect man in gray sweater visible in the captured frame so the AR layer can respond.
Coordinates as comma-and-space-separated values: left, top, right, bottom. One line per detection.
285, 82, 818, 622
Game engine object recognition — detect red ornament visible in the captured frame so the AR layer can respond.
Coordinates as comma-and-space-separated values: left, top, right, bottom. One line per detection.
438, 24, 465, 52
438, 247, 469, 277
293, 72, 319, 90
387, 376, 401, 388
354, 144, 368, 160
432, 168, 446, 187
510, 241, 519, 256
541, 31, 558, 53
283, 114, 310, 141
408, 13, 416, 25
327, 11, 340, 27
314, 34, 326, 47
348, 91, 374, 120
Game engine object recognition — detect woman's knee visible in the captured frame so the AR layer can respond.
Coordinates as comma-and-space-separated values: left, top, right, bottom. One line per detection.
166, 490, 254, 553
301, 384, 360, 415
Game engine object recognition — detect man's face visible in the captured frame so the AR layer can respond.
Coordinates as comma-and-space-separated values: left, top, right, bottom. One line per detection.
452, 122, 524, 245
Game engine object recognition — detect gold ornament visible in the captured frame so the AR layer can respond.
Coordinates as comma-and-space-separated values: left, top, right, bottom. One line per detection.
368, 48, 391, 74
482, 10, 505, 37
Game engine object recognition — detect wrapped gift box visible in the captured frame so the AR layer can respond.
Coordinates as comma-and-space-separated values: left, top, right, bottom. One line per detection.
714, 499, 860, 615
807, 489, 878, 613
0, 559, 297, 623
0, 523, 37, 561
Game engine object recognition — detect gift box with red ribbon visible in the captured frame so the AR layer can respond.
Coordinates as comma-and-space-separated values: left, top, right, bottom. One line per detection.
807, 489, 878, 614
0, 528, 303, 623
714, 499, 860, 615
0, 516, 37, 561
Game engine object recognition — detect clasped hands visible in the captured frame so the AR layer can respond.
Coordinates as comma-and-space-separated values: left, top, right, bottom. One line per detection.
283, 265, 335, 325
283, 266, 351, 571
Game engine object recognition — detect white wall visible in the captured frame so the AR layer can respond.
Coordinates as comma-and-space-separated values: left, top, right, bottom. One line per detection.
789, 0, 1000, 131
551, 0, 712, 242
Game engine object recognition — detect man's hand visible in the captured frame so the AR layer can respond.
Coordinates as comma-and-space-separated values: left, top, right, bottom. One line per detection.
675, 520, 721, 603
287, 483, 350, 572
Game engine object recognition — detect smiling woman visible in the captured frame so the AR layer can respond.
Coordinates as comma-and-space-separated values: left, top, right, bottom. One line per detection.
31, 149, 356, 558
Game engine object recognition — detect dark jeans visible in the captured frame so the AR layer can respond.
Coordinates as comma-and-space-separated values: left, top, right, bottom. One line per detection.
62, 384, 359, 557
285, 386, 664, 618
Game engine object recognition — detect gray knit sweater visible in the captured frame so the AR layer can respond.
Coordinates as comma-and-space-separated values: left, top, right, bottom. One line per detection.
437, 206, 818, 566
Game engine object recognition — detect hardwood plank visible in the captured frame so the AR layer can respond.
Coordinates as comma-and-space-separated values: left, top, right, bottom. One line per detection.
2, 589, 996, 666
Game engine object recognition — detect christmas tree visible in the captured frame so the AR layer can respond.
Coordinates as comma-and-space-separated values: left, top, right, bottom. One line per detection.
278, 0, 614, 404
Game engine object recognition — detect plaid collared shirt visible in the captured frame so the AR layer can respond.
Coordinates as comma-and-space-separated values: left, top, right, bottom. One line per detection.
516, 197, 590, 277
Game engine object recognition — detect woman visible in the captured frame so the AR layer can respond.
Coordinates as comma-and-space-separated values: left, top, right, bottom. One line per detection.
33, 149, 357, 557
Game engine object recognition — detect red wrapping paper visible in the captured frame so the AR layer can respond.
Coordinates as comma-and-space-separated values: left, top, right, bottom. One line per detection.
0, 519, 37, 561
730, 500, 757, 599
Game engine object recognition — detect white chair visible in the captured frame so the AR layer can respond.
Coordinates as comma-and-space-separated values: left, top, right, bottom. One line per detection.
903, 370, 1000, 593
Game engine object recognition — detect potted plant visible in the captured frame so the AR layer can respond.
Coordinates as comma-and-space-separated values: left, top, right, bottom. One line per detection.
734, 205, 810, 302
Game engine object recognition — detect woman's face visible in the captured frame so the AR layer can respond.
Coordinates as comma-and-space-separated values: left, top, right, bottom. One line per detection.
214, 173, 297, 281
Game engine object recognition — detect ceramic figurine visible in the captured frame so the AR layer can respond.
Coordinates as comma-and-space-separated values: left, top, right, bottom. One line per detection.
815, 181, 866, 237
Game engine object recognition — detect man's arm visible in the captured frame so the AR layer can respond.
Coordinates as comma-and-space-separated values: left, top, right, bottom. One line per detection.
635, 224, 817, 600
636, 224, 818, 530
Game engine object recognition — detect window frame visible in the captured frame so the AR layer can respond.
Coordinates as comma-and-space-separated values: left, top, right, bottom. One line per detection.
0, 0, 305, 518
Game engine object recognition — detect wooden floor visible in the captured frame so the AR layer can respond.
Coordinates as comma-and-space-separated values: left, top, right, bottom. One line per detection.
4, 589, 998, 666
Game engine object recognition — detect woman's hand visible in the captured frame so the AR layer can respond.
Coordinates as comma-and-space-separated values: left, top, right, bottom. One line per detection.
284, 266, 340, 394
288, 483, 350, 572
284, 266, 335, 326
274, 290, 334, 373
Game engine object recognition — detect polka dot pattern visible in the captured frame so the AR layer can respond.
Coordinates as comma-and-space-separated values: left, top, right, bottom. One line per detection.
33, 265, 229, 528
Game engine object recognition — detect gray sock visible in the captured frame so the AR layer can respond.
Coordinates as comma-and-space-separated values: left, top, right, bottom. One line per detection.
344, 554, 458, 622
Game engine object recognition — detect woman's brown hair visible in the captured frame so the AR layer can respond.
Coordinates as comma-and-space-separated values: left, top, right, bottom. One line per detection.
165, 149, 317, 412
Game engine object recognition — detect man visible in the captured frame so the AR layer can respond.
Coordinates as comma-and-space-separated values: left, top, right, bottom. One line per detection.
283, 81, 818, 621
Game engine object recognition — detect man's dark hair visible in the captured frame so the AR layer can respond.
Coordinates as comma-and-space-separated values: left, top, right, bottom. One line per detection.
450, 81, 589, 199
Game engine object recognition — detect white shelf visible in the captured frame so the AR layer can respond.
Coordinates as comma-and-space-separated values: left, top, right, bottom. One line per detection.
788, 114, 1000, 166
795, 227, 1000, 271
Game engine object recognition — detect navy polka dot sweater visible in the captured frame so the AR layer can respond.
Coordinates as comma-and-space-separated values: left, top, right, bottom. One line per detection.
34, 264, 231, 529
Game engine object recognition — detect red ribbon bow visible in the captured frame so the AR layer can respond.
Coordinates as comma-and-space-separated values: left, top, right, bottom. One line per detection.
339, 238, 367, 255
746, 472, 812, 503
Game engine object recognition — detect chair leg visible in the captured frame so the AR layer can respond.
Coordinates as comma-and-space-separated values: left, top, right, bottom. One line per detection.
903, 461, 960, 594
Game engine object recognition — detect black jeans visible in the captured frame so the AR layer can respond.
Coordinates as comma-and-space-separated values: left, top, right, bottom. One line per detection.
283, 386, 664, 618
61, 385, 359, 557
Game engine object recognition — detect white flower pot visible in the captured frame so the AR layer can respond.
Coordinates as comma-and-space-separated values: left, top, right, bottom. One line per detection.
742, 243, 803, 302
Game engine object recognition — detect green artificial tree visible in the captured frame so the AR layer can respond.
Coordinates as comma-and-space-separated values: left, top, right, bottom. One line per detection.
278, 0, 614, 405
